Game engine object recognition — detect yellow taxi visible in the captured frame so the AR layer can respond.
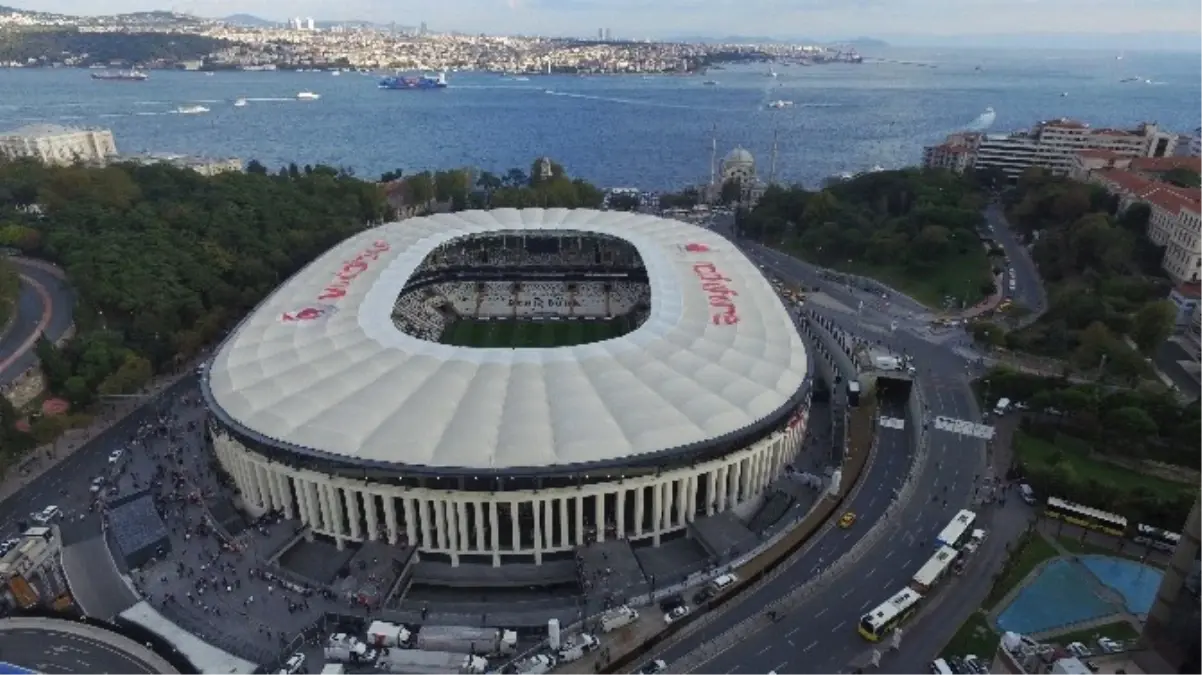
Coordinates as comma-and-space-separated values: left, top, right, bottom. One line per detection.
838, 511, 857, 529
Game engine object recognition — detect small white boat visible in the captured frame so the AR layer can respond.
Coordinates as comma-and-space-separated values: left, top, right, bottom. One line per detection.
331, 71, 341, 76
296, 91, 321, 100
176, 105, 210, 114
767, 100, 794, 109
233, 98, 247, 107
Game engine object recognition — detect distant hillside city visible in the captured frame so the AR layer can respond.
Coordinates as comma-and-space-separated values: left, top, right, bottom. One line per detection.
0, 4, 864, 73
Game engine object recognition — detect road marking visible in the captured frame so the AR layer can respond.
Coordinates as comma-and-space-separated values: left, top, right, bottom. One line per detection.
785, 627, 801, 638
842, 588, 854, 598
815, 607, 827, 618
903, 557, 912, 567
861, 599, 873, 610
804, 641, 818, 652
884, 550, 893, 559
756, 645, 771, 656
831, 620, 846, 633
725, 667, 740, 674
787, 639, 794, 647
773, 662, 789, 673
866, 567, 875, 578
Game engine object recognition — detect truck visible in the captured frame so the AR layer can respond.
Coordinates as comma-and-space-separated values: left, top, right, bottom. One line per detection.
514, 654, 556, 674
872, 355, 902, 371
373, 649, 487, 674
556, 633, 600, 663
598, 605, 639, 633
324, 633, 377, 664
367, 620, 410, 648
410, 625, 518, 656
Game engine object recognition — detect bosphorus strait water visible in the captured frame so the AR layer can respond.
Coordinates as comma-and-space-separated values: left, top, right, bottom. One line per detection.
1, 47, 1198, 188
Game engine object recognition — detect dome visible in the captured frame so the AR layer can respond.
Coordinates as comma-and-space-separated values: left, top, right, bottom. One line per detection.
724, 147, 754, 166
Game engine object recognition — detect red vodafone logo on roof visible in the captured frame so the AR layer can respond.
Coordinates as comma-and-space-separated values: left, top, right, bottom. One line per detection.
682, 242, 711, 253
280, 304, 338, 324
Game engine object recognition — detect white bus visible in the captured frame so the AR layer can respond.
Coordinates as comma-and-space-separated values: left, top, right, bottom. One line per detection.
858, 587, 923, 641
1133, 524, 1181, 553
1045, 497, 1127, 537
935, 510, 977, 549
910, 546, 959, 593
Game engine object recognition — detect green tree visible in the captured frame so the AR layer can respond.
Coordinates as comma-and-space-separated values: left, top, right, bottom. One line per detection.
1130, 300, 1177, 354
720, 178, 742, 205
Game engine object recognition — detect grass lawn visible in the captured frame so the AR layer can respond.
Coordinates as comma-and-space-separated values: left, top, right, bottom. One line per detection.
776, 239, 994, 309
940, 611, 999, 659
1055, 535, 1167, 569
1015, 432, 1198, 502
983, 530, 1060, 610
1044, 619, 1141, 646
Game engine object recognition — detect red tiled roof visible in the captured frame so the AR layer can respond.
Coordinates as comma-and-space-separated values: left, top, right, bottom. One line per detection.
1095, 169, 1201, 212
1130, 156, 1202, 173
1145, 189, 1199, 215
1077, 149, 1128, 160
1176, 282, 1201, 299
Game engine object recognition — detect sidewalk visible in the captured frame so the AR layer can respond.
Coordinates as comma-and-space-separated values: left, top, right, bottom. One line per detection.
0, 365, 197, 505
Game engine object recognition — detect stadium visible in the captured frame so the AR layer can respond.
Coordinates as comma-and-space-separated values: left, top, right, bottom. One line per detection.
202, 208, 813, 565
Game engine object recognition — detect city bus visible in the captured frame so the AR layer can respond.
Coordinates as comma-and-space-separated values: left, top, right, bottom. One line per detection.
935, 510, 977, 549
1133, 523, 1181, 553
858, 587, 923, 641
910, 546, 960, 593
1044, 497, 1127, 537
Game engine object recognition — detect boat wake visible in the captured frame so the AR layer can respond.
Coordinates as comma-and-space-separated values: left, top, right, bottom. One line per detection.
244, 97, 299, 102
965, 107, 996, 131
543, 90, 732, 111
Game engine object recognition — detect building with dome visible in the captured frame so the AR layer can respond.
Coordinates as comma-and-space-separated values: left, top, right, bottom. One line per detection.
703, 146, 769, 206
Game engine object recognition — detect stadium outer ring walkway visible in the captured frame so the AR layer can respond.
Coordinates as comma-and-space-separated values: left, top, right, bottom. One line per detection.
0, 616, 179, 674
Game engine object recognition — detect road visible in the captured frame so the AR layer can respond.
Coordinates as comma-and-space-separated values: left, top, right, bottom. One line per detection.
0, 617, 174, 673
0, 257, 75, 387
647, 218, 1020, 673
984, 204, 1047, 321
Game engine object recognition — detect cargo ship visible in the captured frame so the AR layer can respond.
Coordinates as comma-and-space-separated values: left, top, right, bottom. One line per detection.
91, 69, 148, 81
378, 71, 448, 90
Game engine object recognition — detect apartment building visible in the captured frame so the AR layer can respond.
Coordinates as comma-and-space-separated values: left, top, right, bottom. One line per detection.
1071, 153, 1202, 182
922, 119, 1178, 182
1090, 168, 1201, 284
0, 124, 117, 165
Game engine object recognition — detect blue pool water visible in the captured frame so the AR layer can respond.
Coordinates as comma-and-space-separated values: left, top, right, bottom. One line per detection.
997, 559, 1113, 634
1081, 555, 1162, 615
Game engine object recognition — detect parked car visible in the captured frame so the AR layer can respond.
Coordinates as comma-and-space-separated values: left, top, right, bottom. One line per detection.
638, 660, 667, 674
32, 505, 62, 524
108, 449, 124, 464
664, 605, 690, 624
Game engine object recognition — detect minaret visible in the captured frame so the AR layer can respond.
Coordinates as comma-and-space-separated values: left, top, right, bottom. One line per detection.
769, 127, 779, 185
709, 123, 718, 188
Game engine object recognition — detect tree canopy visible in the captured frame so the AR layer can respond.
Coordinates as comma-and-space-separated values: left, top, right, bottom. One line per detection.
383, 158, 604, 213
0, 256, 17, 329
739, 168, 997, 307
999, 168, 1176, 381
0, 158, 389, 412
0, 30, 232, 65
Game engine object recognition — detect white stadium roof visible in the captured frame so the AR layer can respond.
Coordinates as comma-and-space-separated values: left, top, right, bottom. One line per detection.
206, 208, 808, 472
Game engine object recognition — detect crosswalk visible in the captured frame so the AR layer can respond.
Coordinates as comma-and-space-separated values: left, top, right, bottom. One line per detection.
932, 415, 996, 440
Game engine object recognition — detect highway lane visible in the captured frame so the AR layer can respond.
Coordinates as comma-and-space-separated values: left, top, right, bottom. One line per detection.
984, 204, 1046, 317
0, 258, 75, 386
0, 619, 170, 673
692, 370, 984, 674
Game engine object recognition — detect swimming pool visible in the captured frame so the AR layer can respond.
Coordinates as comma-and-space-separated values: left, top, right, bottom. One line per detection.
1081, 555, 1162, 615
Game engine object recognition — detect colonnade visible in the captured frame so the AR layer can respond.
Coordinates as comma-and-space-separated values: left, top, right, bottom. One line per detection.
210, 406, 808, 566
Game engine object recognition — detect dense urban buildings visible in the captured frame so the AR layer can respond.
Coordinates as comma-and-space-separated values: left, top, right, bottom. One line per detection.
202, 209, 812, 566
922, 119, 1178, 181
0, 124, 118, 165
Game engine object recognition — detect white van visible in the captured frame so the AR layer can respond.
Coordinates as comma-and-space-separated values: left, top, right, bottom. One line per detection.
1019, 484, 1036, 505
711, 573, 738, 592
993, 398, 1011, 416
930, 659, 954, 674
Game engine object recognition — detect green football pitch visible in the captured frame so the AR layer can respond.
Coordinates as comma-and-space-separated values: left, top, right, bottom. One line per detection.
440, 318, 635, 348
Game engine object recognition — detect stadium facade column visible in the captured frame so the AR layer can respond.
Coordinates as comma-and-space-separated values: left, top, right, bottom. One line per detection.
616, 489, 627, 538
293, 479, 312, 538
675, 478, 689, 524
594, 494, 606, 543
685, 476, 698, 523
420, 499, 434, 551
662, 481, 675, 530
316, 482, 333, 536
634, 488, 645, 537
509, 501, 520, 553
233, 459, 256, 508
364, 491, 379, 541
276, 473, 294, 519
473, 502, 486, 551
652, 482, 664, 546
706, 471, 717, 516
558, 498, 569, 548
385, 494, 400, 545
252, 465, 272, 510
342, 488, 362, 540
715, 466, 728, 511
455, 502, 469, 554
575, 495, 585, 545
401, 497, 415, 546
729, 461, 743, 505
489, 502, 501, 566
739, 458, 752, 501
330, 485, 348, 548
435, 498, 450, 550
442, 500, 458, 562
532, 498, 544, 564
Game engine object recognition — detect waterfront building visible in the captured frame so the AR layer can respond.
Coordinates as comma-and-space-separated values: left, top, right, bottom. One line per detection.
120, 153, 244, 176
0, 124, 117, 166
1087, 168, 1200, 285
922, 119, 1178, 182
702, 147, 768, 206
